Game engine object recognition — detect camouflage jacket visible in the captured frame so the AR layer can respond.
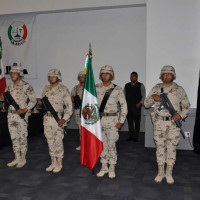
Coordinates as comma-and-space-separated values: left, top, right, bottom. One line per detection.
42, 83, 72, 122
96, 82, 127, 124
71, 84, 84, 99
6, 80, 36, 112
144, 82, 190, 119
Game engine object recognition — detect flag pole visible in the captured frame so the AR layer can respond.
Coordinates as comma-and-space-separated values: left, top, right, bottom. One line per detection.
0, 37, 6, 112
89, 43, 96, 176
89, 42, 92, 55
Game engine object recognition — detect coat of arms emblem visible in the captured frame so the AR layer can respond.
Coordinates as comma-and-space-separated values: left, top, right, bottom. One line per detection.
8, 21, 28, 45
82, 103, 99, 125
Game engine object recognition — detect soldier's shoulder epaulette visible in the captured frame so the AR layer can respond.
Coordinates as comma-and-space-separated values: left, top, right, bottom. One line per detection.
24, 81, 31, 87
57, 83, 64, 90
156, 83, 162, 87
58, 83, 65, 88
95, 83, 102, 88
59, 83, 70, 92
22, 81, 31, 89
44, 85, 51, 90
114, 85, 122, 90
173, 82, 181, 89
154, 83, 162, 89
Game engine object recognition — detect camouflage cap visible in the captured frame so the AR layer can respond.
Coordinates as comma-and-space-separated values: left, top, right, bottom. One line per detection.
48, 69, 62, 82
10, 63, 21, 74
160, 65, 176, 80
99, 65, 114, 81
77, 71, 85, 80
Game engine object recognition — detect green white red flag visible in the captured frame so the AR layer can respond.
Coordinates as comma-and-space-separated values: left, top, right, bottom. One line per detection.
80, 44, 103, 170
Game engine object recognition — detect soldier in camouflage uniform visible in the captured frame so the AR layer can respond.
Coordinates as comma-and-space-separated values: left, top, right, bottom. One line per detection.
5, 64, 36, 168
144, 65, 190, 184
96, 65, 127, 179
38, 69, 72, 173
71, 71, 85, 150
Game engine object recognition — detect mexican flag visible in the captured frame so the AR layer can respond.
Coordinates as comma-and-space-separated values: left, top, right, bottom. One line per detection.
0, 38, 6, 94
80, 44, 103, 170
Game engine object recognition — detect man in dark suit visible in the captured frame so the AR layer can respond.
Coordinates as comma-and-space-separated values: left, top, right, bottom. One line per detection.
124, 72, 145, 142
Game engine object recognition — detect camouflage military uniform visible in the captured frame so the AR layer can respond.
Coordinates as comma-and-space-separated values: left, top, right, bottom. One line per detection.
96, 83, 127, 165
6, 80, 36, 167
145, 82, 190, 164
41, 69, 72, 173
144, 65, 190, 184
96, 65, 127, 179
71, 84, 83, 131
42, 83, 72, 159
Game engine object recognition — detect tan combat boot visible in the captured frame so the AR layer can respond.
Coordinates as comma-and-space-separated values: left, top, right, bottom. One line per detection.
96, 163, 109, 177
154, 165, 165, 183
108, 164, 116, 179
166, 165, 174, 184
46, 157, 56, 172
16, 153, 27, 168
7, 152, 20, 167
53, 158, 62, 173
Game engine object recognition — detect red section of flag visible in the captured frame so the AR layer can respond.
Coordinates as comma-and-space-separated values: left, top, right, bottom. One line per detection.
0, 76, 6, 94
80, 126, 103, 170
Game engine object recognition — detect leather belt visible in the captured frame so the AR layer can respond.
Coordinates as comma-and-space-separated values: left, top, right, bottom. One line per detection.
100, 112, 117, 117
156, 114, 172, 121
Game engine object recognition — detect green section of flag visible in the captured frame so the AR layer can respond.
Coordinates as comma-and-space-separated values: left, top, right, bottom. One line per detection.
84, 55, 97, 97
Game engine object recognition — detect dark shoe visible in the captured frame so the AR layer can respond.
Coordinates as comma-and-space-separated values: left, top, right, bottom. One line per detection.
133, 138, 139, 142
126, 137, 133, 141
193, 149, 200, 155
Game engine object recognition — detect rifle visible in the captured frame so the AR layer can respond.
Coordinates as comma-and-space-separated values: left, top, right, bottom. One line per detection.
159, 89, 185, 139
41, 96, 67, 135
74, 95, 81, 109
3, 91, 26, 119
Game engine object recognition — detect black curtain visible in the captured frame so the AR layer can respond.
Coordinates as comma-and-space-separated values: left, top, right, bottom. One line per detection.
193, 71, 200, 154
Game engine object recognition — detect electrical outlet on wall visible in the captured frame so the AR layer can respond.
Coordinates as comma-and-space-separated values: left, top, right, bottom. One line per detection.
184, 132, 190, 138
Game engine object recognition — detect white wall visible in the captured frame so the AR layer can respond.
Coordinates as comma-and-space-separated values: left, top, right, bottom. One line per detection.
0, 0, 145, 15
25, 7, 146, 97
146, 0, 200, 108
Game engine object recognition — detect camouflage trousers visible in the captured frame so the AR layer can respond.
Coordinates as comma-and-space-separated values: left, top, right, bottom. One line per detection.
8, 117, 28, 154
75, 108, 81, 135
44, 126, 64, 158
100, 116, 119, 165
153, 119, 180, 166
